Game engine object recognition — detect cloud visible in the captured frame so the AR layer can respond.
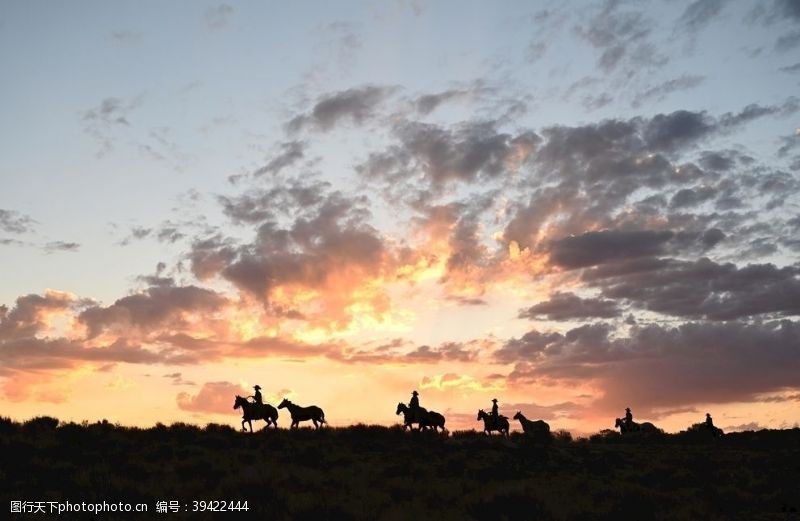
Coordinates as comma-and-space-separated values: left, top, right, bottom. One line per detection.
286, 85, 397, 132
0, 290, 82, 341
676, 0, 730, 34
779, 61, 800, 73
575, 0, 665, 73
0, 209, 36, 234
253, 141, 306, 177
43, 241, 80, 253
177, 381, 247, 414
632, 75, 705, 108
78, 284, 227, 338
82, 95, 143, 156
500, 320, 800, 413
414, 89, 470, 115
204, 4, 234, 30
548, 229, 675, 269
358, 120, 540, 192
109, 30, 142, 43
519, 292, 621, 321
587, 257, 800, 321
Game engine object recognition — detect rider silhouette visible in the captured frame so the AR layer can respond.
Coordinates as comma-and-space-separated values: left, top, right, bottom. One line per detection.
705, 413, 714, 428
624, 407, 633, 427
250, 385, 263, 405
409, 391, 420, 421
490, 398, 500, 426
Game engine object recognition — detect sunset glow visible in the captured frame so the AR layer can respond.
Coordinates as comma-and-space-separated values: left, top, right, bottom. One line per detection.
2, 0, 800, 437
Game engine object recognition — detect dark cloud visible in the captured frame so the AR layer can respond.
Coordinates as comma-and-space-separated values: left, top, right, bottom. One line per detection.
43, 241, 80, 253
359, 120, 540, 192
669, 186, 717, 208
779, 61, 800, 73
632, 75, 705, 108
0, 337, 165, 374
254, 141, 306, 177
78, 285, 227, 338
548, 229, 675, 269
414, 89, 469, 115
286, 85, 397, 132
677, 0, 730, 33
519, 292, 621, 321
575, 0, 665, 72
586, 257, 800, 321
501, 320, 800, 412
0, 209, 36, 234
776, 30, 800, 51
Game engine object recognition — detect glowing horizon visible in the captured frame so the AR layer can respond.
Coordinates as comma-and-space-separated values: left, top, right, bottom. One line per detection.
2, 0, 800, 436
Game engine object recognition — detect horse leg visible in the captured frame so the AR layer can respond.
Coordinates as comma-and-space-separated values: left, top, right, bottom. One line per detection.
241, 419, 247, 432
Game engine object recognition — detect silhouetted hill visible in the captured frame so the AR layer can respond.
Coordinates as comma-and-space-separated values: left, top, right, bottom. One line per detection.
2, 417, 799, 520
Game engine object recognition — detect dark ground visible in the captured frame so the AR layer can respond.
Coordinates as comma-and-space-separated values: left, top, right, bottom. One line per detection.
1, 416, 799, 520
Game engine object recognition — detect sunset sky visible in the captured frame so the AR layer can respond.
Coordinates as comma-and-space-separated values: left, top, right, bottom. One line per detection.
2, 0, 799, 434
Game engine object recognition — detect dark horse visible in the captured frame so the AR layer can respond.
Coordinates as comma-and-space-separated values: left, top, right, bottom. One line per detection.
615, 417, 661, 434
396, 402, 426, 430
477, 409, 509, 437
233, 395, 278, 432
396, 403, 447, 433
278, 398, 326, 429
513, 411, 550, 438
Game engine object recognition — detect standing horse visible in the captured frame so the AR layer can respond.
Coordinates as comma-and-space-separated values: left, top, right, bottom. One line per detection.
233, 395, 279, 432
278, 398, 326, 429
477, 409, 509, 437
615, 417, 661, 434
513, 411, 550, 438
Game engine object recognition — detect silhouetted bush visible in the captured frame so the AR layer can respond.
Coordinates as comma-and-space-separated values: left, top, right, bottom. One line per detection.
1, 419, 798, 520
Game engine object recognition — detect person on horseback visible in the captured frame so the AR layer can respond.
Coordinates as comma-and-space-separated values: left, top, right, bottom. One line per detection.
705, 413, 714, 429
624, 407, 633, 428
250, 385, 263, 405
490, 398, 500, 428
409, 390, 420, 422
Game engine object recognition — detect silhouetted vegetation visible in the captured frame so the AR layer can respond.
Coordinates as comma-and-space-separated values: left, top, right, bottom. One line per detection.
1, 417, 799, 520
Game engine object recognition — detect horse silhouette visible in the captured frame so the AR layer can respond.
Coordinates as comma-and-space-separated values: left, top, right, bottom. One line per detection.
686, 422, 724, 438
233, 395, 278, 432
477, 409, 509, 437
277, 398, 326, 429
512, 411, 550, 438
421, 410, 447, 433
396, 402, 427, 430
615, 417, 661, 434
396, 403, 446, 432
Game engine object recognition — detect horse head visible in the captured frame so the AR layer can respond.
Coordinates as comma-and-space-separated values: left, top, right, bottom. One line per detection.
396, 402, 406, 415
277, 398, 290, 409
233, 395, 246, 410
477, 409, 485, 421
615, 418, 624, 429
513, 411, 522, 421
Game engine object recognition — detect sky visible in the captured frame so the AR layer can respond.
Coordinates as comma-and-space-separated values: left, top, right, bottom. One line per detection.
1, 0, 799, 435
